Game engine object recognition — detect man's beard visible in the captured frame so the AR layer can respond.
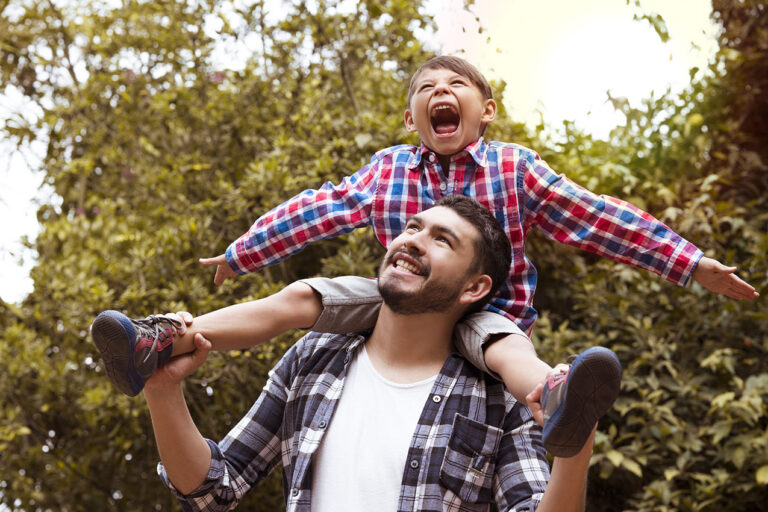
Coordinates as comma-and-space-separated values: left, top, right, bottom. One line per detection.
378, 251, 467, 315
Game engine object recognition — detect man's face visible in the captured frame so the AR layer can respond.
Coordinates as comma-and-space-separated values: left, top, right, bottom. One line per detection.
404, 67, 496, 157
378, 206, 480, 314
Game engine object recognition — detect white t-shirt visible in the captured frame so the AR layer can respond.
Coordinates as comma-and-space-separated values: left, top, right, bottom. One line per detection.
310, 346, 437, 512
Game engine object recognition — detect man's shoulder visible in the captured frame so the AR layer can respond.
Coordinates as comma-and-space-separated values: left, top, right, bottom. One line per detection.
292, 331, 358, 360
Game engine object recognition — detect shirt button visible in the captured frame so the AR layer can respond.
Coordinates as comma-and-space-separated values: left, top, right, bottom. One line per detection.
410, 460, 419, 469
344, 354, 350, 363
432, 395, 442, 403
439, 182, 447, 191
291, 488, 300, 497
318, 420, 327, 429
428, 154, 436, 163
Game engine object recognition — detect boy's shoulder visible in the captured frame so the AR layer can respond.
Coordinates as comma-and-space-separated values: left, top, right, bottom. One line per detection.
486, 140, 542, 165
371, 143, 418, 162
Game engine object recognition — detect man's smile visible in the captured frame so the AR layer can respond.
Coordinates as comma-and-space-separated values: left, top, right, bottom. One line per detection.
390, 251, 427, 276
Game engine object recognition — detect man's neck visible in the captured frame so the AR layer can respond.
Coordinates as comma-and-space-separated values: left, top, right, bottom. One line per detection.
365, 305, 458, 384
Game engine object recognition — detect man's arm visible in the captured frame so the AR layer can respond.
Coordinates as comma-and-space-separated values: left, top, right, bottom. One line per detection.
144, 334, 215, 494
526, 383, 592, 512
202, 160, 380, 284
148, 332, 298, 510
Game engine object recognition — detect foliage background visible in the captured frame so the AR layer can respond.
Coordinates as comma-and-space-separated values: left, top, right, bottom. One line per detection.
0, 0, 765, 510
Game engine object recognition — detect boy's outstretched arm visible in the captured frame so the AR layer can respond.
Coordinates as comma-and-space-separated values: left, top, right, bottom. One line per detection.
693, 256, 759, 300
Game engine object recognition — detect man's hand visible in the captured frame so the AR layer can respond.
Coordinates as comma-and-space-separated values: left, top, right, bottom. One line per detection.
525, 363, 569, 427
199, 254, 238, 285
145, 333, 212, 391
693, 256, 759, 300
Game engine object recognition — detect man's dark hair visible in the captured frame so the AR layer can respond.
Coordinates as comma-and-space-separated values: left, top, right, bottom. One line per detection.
407, 56, 493, 107
433, 195, 511, 314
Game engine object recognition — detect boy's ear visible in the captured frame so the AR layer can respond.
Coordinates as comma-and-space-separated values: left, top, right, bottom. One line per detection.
404, 109, 418, 133
459, 274, 493, 307
481, 99, 497, 124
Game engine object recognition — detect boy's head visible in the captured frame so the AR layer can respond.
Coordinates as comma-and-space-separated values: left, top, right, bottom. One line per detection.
404, 56, 497, 159
407, 56, 493, 106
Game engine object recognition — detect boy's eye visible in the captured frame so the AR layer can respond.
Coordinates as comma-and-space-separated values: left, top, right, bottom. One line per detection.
419, 84, 433, 91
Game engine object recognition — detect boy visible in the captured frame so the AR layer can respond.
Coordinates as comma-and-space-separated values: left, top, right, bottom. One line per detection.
92, 56, 757, 458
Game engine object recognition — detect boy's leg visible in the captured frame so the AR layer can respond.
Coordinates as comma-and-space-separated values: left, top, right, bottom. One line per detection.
91, 281, 322, 396
456, 311, 622, 458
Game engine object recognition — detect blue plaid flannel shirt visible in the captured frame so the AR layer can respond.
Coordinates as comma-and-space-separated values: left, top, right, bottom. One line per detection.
158, 331, 550, 511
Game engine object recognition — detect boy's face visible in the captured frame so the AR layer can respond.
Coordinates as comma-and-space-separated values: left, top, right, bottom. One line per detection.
404, 67, 496, 158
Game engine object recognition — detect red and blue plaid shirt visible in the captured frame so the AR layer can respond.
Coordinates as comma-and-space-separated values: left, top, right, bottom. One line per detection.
226, 138, 703, 335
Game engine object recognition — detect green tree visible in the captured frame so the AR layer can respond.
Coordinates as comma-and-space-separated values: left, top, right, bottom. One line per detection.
1, 0, 766, 510
1, 0, 428, 509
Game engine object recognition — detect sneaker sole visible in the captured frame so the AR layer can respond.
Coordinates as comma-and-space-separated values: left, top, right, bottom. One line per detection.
542, 346, 622, 457
91, 311, 144, 397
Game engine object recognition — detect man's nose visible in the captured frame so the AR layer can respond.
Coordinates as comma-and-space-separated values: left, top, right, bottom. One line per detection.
403, 233, 426, 254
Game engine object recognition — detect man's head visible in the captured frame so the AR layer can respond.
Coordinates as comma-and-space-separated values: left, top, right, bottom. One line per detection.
378, 195, 511, 317
404, 56, 497, 157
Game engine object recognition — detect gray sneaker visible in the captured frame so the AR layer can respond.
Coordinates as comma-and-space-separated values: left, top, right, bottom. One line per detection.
90, 310, 180, 396
540, 346, 622, 457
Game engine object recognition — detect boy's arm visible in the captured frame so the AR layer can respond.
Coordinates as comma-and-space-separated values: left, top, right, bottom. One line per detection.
203, 160, 380, 284
169, 281, 322, 357
693, 256, 758, 299
522, 160, 757, 299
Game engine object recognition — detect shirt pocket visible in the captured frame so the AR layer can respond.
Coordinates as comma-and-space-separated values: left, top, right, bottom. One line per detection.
439, 413, 503, 506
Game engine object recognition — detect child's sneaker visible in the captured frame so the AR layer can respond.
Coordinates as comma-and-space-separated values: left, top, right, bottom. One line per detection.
90, 310, 181, 396
540, 346, 622, 457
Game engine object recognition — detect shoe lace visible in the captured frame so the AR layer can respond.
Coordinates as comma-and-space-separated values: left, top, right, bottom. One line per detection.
133, 315, 182, 361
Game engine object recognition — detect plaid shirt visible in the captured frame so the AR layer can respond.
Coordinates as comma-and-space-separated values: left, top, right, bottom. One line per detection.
226, 138, 703, 335
158, 332, 549, 511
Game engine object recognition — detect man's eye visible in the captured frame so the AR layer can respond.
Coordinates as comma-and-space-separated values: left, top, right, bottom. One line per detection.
406, 225, 419, 232
436, 236, 451, 246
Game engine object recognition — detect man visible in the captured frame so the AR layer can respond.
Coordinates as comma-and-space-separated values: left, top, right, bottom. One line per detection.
144, 195, 620, 511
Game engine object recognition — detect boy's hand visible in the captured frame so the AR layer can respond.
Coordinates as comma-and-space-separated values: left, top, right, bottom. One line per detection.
199, 254, 238, 285
145, 333, 212, 391
693, 256, 759, 300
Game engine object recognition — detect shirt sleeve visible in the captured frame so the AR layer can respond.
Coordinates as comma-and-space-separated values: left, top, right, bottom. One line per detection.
157, 340, 304, 511
493, 399, 549, 511
521, 158, 704, 287
225, 160, 380, 275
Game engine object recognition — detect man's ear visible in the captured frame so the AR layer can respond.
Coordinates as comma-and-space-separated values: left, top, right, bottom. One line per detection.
459, 274, 493, 306
481, 99, 497, 124
404, 109, 418, 133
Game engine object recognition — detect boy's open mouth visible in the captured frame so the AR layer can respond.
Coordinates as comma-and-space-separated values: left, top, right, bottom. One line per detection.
430, 104, 459, 135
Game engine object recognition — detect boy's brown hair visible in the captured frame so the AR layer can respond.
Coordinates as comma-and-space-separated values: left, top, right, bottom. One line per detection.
406, 56, 494, 107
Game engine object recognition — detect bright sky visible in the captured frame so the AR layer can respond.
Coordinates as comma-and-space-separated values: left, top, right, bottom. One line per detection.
0, 0, 719, 304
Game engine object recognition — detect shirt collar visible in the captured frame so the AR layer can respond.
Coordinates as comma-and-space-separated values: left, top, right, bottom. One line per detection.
406, 137, 489, 171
